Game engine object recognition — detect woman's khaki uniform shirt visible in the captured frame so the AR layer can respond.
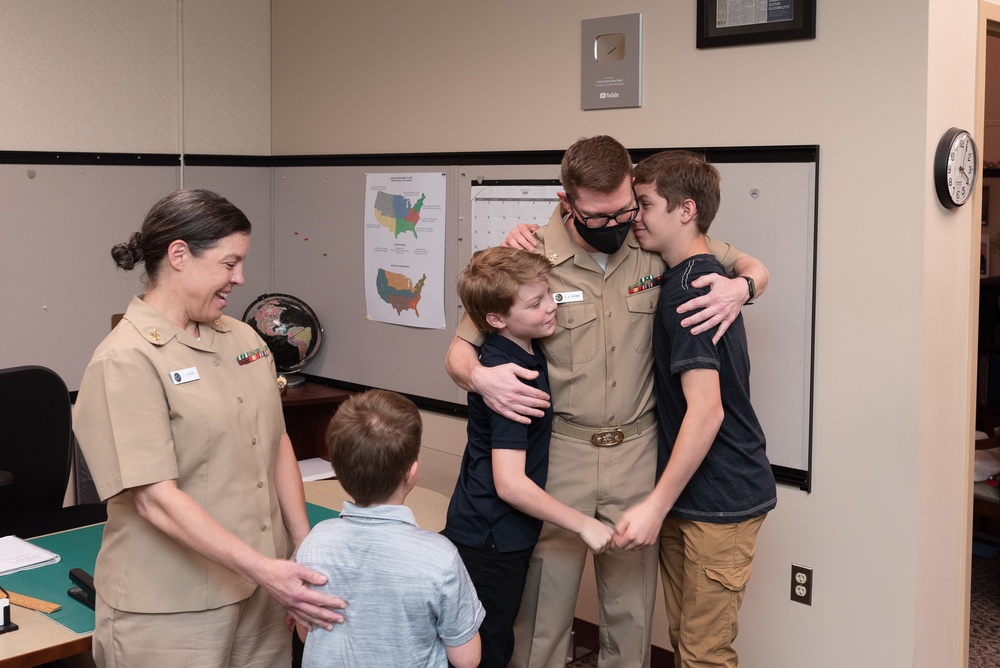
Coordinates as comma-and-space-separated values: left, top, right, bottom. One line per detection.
74, 296, 289, 613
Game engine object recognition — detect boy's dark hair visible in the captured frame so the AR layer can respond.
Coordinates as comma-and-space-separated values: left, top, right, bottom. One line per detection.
457, 246, 552, 335
325, 389, 422, 506
560, 135, 634, 199
633, 150, 721, 233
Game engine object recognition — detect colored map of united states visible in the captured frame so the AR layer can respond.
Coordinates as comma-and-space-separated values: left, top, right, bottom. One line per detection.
376, 268, 426, 316
373, 190, 426, 239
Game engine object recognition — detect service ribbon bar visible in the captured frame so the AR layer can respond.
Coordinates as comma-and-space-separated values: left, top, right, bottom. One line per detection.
237, 346, 271, 366
628, 274, 665, 295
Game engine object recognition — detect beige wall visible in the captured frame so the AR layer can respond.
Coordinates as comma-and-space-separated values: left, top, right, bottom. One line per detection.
0, 0, 270, 155
0, 0, 988, 665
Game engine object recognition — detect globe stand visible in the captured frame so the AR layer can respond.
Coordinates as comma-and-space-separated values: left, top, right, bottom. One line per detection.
281, 373, 307, 389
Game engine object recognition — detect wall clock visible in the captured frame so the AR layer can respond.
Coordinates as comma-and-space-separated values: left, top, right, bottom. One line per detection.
934, 127, 978, 209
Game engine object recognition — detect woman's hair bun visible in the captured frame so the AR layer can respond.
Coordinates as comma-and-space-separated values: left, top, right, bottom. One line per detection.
110, 231, 144, 271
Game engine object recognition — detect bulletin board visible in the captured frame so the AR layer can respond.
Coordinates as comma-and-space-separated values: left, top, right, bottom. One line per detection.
1, 147, 817, 489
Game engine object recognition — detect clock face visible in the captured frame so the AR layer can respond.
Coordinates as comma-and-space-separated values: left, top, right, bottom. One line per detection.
946, 131, 977, 206
934, 127, 979, 209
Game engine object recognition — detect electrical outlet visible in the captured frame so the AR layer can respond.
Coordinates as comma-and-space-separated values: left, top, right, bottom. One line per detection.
790, 564, 813, 605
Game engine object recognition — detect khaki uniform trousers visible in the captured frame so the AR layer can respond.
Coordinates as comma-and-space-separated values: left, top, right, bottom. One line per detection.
93, 585, 289, 668
511, 427, 659, 668
659, 513, 766, 668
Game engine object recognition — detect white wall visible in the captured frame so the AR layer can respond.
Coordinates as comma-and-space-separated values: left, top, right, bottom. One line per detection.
274, 2, 981, 666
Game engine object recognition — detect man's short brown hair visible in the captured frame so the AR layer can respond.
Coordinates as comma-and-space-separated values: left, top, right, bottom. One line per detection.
633, 150, 721, 234
560, 135, 634, 199
325, 390, 422, 506
458, 246, 552, 335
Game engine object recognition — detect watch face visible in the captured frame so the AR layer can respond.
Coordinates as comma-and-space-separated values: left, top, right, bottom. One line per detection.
947, 131, 977, 206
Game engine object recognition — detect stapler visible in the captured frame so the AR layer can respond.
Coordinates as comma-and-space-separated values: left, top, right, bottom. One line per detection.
68, 568, 96, 610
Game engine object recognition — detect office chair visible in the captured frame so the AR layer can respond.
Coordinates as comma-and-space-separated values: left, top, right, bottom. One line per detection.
0, 365, 107, 538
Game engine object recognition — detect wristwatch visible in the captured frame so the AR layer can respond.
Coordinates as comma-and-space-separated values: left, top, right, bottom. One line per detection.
741, 276, 755, 305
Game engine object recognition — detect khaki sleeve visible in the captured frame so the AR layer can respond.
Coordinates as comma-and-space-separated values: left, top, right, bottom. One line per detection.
74, 354, 179, 500
705, 236, 743, 274
455, 311, 485, 347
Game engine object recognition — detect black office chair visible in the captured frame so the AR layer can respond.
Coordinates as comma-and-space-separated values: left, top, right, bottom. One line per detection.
0, 365, 107, 538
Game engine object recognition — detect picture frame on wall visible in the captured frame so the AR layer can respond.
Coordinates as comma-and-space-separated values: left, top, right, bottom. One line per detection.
697, 0, 816, 49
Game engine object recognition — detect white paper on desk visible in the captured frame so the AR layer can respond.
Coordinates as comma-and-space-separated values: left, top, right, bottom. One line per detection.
298, 457, 336, 482
0, 535, 60, 576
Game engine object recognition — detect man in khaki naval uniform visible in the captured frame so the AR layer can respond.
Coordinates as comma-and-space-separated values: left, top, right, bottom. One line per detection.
446, 136, 767, 668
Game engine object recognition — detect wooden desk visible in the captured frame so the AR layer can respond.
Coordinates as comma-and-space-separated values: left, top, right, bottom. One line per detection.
0, 523, 101, 668
281, 383, 354, 461
0, 603, 90, 667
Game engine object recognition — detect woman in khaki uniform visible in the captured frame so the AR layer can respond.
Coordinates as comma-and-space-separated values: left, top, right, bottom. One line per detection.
74, 190, 345, 667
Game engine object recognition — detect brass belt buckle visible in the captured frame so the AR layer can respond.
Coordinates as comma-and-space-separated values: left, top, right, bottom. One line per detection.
591, 428, 624, 447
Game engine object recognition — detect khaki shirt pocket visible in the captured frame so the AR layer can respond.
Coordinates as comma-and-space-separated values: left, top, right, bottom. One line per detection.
625, 286, 659, 354
547, 302, 598, 365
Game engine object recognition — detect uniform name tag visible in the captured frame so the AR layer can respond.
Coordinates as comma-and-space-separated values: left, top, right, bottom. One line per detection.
553, 290, 584, 304
170, 367, 200, 385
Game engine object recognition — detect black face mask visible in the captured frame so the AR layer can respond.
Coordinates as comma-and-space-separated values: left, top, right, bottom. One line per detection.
573, 217, 632, 254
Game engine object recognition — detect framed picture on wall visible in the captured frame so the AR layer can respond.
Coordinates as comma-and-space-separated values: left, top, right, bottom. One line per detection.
697, 0, 816, 49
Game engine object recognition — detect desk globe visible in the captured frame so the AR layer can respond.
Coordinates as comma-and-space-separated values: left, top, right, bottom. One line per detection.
242, 293, 323, 388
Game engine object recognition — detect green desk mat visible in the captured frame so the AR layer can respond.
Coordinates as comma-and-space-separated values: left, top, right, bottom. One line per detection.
0, 503, 340, 635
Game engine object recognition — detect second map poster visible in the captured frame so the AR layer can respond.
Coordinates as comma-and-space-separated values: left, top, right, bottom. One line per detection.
363, 172, 447, 329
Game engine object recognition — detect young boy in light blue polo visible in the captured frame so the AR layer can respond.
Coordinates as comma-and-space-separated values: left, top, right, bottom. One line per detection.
296, 389, 484, 668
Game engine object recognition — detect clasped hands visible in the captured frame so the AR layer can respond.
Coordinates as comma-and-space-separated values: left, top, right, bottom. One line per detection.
575, 498, 667, 554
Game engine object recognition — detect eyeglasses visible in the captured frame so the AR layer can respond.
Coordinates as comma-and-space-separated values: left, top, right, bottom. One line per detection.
564, 189, 640, 228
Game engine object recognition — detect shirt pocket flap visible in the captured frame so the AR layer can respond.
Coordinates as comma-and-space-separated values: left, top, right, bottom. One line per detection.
554, 302, 597, 331
624, 287, 659, 315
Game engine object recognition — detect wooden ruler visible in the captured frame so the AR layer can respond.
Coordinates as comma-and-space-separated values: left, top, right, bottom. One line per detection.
7, 591, 60, 613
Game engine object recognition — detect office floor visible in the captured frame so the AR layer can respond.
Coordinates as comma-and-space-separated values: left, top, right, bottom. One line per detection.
970, 546, 1000, 667
567, 618, 674, 667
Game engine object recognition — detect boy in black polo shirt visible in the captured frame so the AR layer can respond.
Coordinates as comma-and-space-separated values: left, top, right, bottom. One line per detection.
443, 246, 614, 668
